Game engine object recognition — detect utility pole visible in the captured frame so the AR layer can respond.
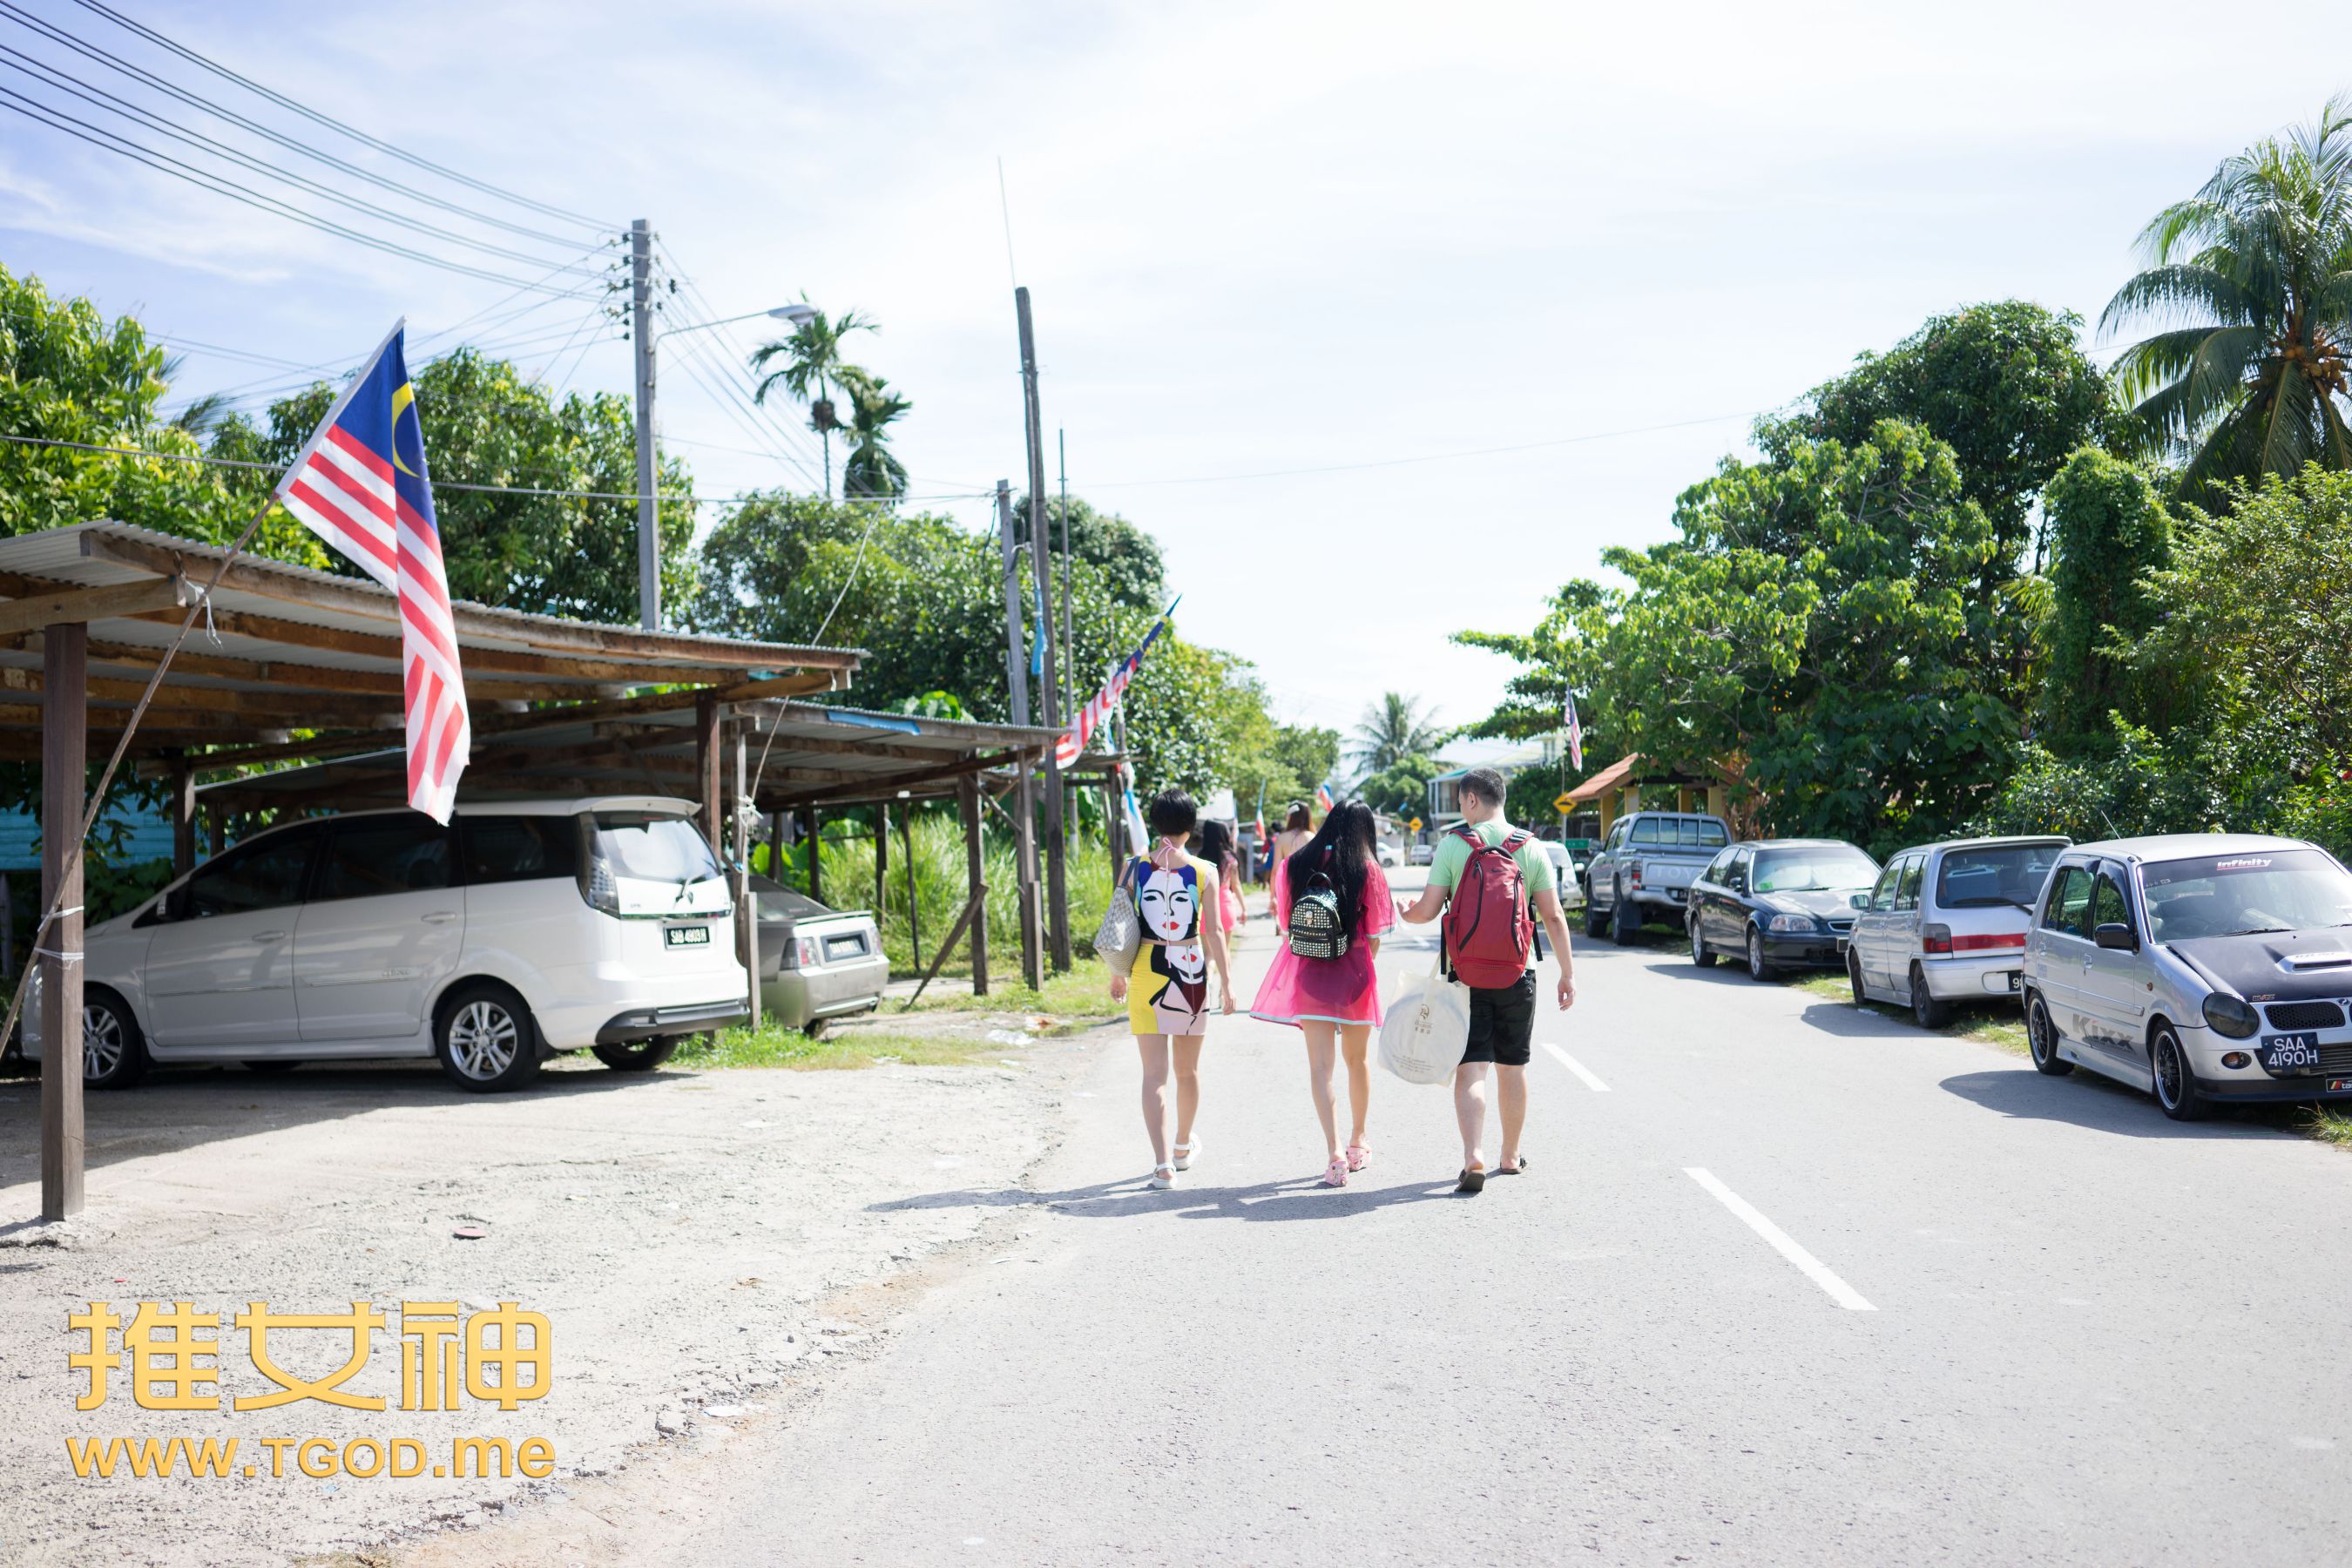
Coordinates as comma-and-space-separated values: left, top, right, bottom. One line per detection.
1058, 428, 1073, 719
629, 218, 660, 632
1017, 287, 1070, 971
996, 481, 1029, 727
996, 479, 1044, 987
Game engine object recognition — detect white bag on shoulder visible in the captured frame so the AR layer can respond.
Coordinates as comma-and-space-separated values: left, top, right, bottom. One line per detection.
1378, 951, 1470, 1085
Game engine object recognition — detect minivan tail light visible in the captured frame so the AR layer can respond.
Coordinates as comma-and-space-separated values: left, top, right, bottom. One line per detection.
1921, 923, 1952, 955
579, 842, 620, 916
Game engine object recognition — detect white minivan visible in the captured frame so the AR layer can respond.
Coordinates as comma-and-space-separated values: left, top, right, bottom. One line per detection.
24, 797, 747, 1092
1845, 835, 2070, 1026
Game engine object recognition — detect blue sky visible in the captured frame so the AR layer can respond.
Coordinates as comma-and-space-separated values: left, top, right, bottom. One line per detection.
2, 0, 2343, 745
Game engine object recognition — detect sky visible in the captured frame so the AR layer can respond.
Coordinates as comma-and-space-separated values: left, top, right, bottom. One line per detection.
2, 0, 2345, 751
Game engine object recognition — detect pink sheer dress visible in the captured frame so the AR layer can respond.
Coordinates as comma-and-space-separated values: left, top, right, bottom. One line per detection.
1248, 855, 1395, 1028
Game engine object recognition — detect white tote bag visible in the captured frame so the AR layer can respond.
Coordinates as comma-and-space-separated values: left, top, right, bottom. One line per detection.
1378, 951, 1471, 1085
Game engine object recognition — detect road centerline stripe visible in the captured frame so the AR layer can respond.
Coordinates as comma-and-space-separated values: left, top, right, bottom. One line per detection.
1540, 1041, 1610, 1092
1683, 1167, 1876, 1311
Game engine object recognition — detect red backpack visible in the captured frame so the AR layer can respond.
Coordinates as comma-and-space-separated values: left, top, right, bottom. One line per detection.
1443, 824, 1533, 988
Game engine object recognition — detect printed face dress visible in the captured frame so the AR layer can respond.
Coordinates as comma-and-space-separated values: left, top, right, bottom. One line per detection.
1130, 856, 1212, 1035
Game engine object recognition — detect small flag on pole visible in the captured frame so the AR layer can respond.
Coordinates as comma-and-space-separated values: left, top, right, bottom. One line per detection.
1053, 595, 1179, 767
274, 321, 470, 821
1563, 689, 1584, 775
1315, 782, 1335, 813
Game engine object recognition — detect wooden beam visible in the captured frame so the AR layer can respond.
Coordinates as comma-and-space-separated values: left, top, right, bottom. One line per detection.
0, 576, 185, 638
40, 622, 85, 1221
0, 669, 391, 725
717, 671, 841, 702
65, 637, 589, 705
960, 775, 989, 996
765, 749, 1024, 810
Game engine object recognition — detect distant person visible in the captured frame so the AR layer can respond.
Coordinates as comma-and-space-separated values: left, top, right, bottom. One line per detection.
1396, 767, 1576, 1193
1199, 819, 1247, 936
1273, 801, 1315, 866
1109, 790, 1237, 1190
1252, 801, 1393, 1186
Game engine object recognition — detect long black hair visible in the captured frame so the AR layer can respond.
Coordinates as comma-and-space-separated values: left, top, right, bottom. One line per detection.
1285, 800, 1379, 937
1198, 818, 1237, 870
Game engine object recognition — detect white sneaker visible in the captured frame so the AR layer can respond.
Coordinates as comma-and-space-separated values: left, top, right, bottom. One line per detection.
1148, 1164, 1176, 1191
1173, 1138, 1199, 1172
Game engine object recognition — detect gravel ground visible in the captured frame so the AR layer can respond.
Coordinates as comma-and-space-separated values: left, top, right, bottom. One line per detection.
0, 1026, 1102, 1566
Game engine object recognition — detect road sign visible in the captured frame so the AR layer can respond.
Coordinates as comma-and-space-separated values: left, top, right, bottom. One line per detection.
1408, 816, 1423, 832
1552, 792, 1579, 815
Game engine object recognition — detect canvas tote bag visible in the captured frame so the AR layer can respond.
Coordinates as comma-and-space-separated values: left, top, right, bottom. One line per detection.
1378, 950, 1470, 1085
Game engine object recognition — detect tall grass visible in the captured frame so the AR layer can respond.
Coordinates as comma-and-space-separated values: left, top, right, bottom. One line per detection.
767, 808, 1118, 977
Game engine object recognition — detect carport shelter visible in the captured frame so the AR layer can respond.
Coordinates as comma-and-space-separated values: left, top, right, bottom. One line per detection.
0, 522, 1051, 1223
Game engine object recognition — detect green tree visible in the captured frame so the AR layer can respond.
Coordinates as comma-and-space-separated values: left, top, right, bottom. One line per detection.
243, 347, 693, 621
1015, 493, 1167, 611
1759, 300, 2116, 573
1350, 692, 1446, 773
1356, 753, 1442, 819
835, 367, 910, 502
1455, 579, 1612, 767
749, 301, 875, 498
2037, 449, 2173, 754
2102, 97, 2352, 497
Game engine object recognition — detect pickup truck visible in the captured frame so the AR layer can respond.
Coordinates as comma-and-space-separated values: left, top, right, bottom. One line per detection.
1583, 811, 1734, 942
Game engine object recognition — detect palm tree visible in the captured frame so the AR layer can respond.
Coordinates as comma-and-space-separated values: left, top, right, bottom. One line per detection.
2102, 96, 2352, 494
837, 367, 910, 502
1352, 692, 1446, 772
749, 299, 875, 497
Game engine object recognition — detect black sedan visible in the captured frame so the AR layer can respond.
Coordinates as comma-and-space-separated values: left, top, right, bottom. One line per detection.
1687, 838, 1882, 980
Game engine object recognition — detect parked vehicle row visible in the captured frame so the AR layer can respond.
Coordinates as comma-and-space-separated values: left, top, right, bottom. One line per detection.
26, 796, 888, 1095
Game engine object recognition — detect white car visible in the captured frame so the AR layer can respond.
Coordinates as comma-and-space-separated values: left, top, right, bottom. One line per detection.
1846, 835, 2069, 1025
25, 797, 748, 1093
2021, 834, 2352, 1120
1540, 841, 1586, 909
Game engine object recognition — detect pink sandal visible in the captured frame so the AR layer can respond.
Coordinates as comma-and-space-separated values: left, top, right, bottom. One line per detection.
1321, 1154, 1349, 1187
1345, 1143, 1370, 1173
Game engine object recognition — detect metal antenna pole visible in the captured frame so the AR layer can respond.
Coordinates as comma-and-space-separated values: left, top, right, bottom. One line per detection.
1017, 287, 1070, 970
629, 219, 660, 631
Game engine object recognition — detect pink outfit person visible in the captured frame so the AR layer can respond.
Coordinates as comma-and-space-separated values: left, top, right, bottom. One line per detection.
1250, 855, 1396, 1026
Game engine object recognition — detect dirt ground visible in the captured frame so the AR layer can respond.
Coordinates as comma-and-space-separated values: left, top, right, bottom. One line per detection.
0, 1022, 1109, 1565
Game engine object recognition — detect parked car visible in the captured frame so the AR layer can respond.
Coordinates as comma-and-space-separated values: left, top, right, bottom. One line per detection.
24, 798, 748, 1094
1584, 810, 1733, 942
2021, 835, 2352, 1121
1688, 838, 1878, 979
1847, 835, 2068, 1026
1409, 841, 1435, 867
1540, 841, 1586, 910
750, 875, 889, 1031
1375, 842, 1402, 868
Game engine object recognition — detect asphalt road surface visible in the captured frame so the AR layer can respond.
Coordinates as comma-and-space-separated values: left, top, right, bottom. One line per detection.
669, 874, 2352, 1565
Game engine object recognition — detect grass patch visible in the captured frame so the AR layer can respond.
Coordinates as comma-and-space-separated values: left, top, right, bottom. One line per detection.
1793, 970, 2028, 1054
2301, 1105, 2352, 1149
672, 1024, 1007, 1072
902, 956, 1120, 1022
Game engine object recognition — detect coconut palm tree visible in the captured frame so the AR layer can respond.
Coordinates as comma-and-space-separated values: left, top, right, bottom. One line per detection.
2102, 96, 2352, 494
1351, 692, 1446, 773
837, 368, 910, 502
749, 299, 875, 497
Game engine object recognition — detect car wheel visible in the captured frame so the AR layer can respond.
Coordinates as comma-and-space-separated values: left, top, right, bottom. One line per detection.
1610, 888, 1641, 944
1746, 927, 1776, 981
1908, 963, 1951, 1029
1691, 916, 1717, 967
1583, 882, 1606, 940
1847, 949, 1869, 1006
2151, 1022, 2210, 1121
592, 1039, 679, 1072
2026, 990, 2072, 1077
435, 983, 542, 1093
81, 990, 147, 1090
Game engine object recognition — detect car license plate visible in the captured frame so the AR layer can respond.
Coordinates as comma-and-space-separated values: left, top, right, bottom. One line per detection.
2333, 1078, 2352, 1093
2002, 971, 2020, 991
664, 924, 711, 949
2260, 1032, 2322, 1074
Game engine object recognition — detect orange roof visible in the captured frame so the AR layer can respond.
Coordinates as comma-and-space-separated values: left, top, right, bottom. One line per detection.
1563, 753, 1639, 803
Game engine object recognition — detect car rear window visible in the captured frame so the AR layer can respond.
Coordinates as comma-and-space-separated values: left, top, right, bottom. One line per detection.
1936, 843, 2063, 910
462, 815, 581, 885
592, 812, 723, 884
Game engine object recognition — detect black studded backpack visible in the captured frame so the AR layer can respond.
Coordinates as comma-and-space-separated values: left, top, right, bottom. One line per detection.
1287, 862, 1349, 960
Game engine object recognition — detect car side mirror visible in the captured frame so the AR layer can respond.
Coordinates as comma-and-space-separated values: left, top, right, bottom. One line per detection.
2093, 922, 2138, 951
1848, 892, 1869, 910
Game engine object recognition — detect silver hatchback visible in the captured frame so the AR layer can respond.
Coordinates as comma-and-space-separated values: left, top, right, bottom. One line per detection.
1846, 836, 2068, 1027
2020, 835, 2352, 1120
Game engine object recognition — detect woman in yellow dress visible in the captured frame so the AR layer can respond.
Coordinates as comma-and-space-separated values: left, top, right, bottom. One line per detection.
1108, 790, 1236, 1189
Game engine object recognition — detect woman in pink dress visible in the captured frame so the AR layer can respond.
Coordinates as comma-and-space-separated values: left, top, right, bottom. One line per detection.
1200, 819, 1246, 936
1250, 801, 1394, 1186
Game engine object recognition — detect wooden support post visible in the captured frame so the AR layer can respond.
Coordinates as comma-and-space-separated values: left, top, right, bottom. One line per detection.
899, 887, 986, 1010
168, 750, 196, 880
902, 803, 921, 974
733, 725, 759, 1031
40, 621, 86, 1221
874, 802, 889, 922
1104, 774, 1122, 881
959, 776, 989, 997
769, 809, 785, 879
1, 871, 12, 982
806, 808, 823, 904
1014, 760, 1044, 991
696, 694, 723, 856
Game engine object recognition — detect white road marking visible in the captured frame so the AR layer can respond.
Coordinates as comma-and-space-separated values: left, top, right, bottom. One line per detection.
1540, 1041, 1610, 1092
1684, 1167, 1876, 1312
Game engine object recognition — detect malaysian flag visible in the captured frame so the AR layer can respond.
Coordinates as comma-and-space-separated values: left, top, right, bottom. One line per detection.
1563, 688, 1584, 774
274, 322, 470, 821
1053, 595, 1179, 767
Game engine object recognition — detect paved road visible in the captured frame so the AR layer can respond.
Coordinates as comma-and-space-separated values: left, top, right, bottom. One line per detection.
673, 876, 2352, 1565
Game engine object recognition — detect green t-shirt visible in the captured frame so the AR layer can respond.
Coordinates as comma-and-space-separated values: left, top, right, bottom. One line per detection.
1428, 820, 1556, 897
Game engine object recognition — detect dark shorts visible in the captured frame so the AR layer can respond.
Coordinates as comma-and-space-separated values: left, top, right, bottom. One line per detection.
1460, 972, 1538, 1067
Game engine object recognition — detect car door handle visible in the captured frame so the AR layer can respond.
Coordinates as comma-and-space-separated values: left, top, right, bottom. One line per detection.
422, 912, 459, 924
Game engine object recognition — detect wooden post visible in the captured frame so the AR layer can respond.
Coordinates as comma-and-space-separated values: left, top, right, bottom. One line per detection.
1104, 774, 1122, 881
696, 694, 723, 856
902, 803, 922, 973
733, 726, 759, 1030
168, 750, 196, 879
1014, 760, 1044, 991
959, 776, 989, 997
41, 622, 86, 1221
874, 802, 889, 922
769, 809, 785, 879
807, 807, 823, 905
0, 871, 11, 982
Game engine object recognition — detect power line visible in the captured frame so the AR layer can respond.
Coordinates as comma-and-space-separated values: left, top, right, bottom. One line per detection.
57, 0, 618, 232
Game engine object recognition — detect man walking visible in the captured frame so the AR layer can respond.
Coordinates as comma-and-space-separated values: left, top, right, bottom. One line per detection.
1397, 767, 1576, 1192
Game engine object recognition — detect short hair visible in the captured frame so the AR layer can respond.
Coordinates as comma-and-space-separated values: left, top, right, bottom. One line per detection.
1146, 789, 1199, 841
1459, 767, 1508, 808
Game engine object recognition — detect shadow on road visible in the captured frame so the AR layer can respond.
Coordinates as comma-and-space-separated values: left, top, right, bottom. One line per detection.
1939, 1067, 2304, 1139
871, 1173, 1468, 1222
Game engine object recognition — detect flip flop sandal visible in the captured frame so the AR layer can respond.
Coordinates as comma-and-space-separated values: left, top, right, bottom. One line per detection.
1456, 1167, 1486, 1194
1345, 1143, 1369, 1173
1494, 1154, 1528, 1176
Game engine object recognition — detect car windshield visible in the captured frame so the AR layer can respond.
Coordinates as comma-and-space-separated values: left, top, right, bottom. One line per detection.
748, 873, 831, 920
591, 812, 724, 885
1753, 848, 1878, 894
2141, 848, 2352, 942
1936, 842, 2065, 909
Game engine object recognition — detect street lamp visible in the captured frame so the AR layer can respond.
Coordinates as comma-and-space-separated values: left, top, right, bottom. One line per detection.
666, 302, 818, 336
